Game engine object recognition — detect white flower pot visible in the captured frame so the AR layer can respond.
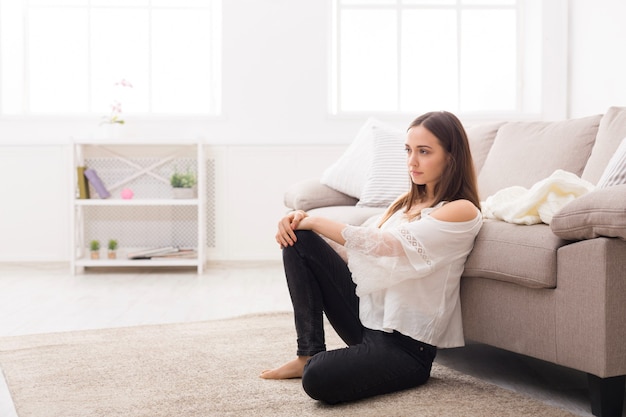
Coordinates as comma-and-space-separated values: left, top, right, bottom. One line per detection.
172, 187, 196, 199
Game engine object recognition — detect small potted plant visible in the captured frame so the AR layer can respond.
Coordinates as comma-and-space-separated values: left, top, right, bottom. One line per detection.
107, 239, 118, 259
170, 170, 197, 199
89, 240, 101, 260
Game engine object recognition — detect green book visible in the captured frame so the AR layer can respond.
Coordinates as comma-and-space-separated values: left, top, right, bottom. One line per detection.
77, 166, 90, 199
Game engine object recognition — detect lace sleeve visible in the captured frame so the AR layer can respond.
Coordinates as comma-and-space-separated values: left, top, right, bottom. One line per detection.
341, 224, 429, 297
341, 225, 405, 257
341, 214, 481, 296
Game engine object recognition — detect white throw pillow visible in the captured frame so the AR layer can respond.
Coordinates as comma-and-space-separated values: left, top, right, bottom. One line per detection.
357, 124, 408, 208
320, 118, 376, 198
596, 137, 626, 188
320, 118, 398, 199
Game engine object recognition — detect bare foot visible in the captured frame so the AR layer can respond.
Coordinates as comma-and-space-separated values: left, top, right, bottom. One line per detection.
259, 356, 311, 379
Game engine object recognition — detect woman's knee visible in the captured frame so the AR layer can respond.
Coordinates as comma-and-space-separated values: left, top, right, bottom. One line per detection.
302, 356, 337, 404
293, 230, 321, 247
282, 230, 325, 260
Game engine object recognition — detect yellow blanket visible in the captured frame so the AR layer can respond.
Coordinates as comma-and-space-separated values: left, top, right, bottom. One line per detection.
481, 170, 595, 225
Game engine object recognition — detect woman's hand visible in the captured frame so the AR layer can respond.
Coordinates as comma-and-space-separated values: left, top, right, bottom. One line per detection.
276, 210, 309, 248
276, 211, 347, 249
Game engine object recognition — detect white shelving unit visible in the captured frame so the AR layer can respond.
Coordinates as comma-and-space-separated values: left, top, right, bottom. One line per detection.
70, 140, 205, 274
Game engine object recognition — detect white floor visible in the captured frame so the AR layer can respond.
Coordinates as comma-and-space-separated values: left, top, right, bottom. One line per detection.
0, 262, 618, 417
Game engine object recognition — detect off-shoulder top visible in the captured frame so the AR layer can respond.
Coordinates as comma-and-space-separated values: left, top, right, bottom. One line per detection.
341, 202, 483, 348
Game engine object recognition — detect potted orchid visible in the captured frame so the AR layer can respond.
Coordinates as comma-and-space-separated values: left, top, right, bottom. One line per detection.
100, 79, 133, 138
104, 100, 125, 125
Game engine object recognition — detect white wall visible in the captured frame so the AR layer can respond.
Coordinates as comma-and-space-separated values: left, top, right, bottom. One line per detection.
568, 0, 626, 118
0, 146, 70, 261
207, 144, 345, 261
1, 0, 626, 263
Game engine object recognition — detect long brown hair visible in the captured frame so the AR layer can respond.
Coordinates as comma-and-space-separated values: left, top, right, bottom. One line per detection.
378, 111, 480, 226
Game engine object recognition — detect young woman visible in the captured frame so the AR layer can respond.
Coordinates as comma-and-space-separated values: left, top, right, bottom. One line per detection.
260, 111, 483, 404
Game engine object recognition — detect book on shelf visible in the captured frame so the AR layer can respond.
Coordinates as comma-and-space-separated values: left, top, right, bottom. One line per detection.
76, 166, 91, 199
83, 168, 111, 199
150, 249, 197, 259
127, 246, 180, 260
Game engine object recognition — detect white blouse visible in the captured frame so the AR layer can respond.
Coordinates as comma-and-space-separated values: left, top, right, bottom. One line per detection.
341, 203, 483, 348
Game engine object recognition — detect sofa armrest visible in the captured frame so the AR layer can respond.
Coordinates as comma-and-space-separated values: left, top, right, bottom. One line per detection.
556, 237, 626, 377
551, 184, 626, 241
284, 179, 358, 211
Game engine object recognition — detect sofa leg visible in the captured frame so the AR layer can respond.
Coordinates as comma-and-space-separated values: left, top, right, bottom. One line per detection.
588, 374, 625, 417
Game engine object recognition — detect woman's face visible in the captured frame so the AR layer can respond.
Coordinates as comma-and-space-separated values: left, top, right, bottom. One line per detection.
405, 125, 449, 190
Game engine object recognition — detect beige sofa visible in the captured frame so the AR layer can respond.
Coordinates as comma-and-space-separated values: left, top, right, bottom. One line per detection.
284, 107, 626, 417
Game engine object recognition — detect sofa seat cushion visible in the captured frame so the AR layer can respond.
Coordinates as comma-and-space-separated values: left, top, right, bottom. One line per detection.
463, 220, 568, 288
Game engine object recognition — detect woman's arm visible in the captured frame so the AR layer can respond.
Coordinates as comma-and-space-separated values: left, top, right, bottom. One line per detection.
275, 210, 347, 249
298, 216, 346, 245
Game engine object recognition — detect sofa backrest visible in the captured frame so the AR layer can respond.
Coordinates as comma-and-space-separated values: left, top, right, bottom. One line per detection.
581, 106, 626, 184
470, 106, 626, 201
465, 122, 505, 175
473, 114, 602, 201
304, 107, 626, 208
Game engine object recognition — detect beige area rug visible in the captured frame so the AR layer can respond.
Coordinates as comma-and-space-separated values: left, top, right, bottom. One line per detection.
0, 313, 577, 417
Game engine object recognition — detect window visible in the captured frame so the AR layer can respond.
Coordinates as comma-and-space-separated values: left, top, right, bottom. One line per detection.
331, 0, 556, 118
0, 0, 221, 117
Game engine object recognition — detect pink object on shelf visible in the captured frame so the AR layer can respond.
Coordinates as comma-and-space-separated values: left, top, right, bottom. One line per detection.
121, 188, 134, 199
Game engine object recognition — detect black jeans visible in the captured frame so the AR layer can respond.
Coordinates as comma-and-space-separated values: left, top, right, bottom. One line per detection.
282, 230, 437, 404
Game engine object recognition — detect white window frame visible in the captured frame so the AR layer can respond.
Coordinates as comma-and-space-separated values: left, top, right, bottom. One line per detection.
0, 0, 222, 119
330, 0, 568, 121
